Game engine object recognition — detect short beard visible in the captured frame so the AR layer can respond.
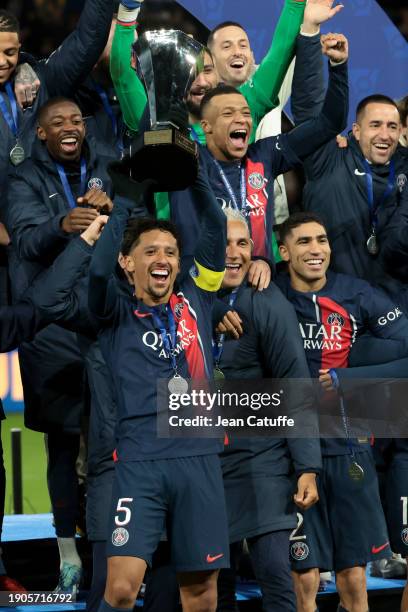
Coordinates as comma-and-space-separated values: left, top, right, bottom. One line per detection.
185, 97, 200, 121
147, 283, 172, 302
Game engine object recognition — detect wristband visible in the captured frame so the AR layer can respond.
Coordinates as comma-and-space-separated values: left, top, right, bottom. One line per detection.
300, 25, 320, 37
118, 3, 141, 25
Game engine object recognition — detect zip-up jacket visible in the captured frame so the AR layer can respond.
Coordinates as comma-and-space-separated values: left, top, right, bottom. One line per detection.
291, 32, 408, 310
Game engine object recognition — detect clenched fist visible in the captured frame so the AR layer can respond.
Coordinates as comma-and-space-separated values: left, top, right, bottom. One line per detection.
77, 188, 113, 213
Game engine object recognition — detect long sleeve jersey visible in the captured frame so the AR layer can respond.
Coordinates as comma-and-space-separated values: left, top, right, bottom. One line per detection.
276, 270, 408, 455
87, 171, 227, 460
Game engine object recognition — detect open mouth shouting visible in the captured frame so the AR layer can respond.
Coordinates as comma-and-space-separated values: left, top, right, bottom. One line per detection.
150, 267, 171, 287
60, 134, 81, 156
229, 128, 249, 152
229, 56, 246, 73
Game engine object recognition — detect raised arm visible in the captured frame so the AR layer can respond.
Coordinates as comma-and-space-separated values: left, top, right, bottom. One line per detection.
253, 46, 349, 182
291, 33, 324, 125
241, 0, 307, 133
291, 0, 344, 124
42, 0, 114, 97
285, 46, 348, 160
31, 220, 105, 327
88, 180, 152, 320
110, 1, 148, 133
88, 210, 129, 322
188, 162, 227, 292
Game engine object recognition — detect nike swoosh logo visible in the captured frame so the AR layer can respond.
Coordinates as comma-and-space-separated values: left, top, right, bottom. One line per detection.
354, 169, 366, 176
49, 193, 58, 198
206, 553, 224, 563
372, 542, 389, 554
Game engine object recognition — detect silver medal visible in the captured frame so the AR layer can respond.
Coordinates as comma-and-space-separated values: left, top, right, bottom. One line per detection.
366, 233, 379, 255
10, 143, 25, 166
348, 461, 365, 482
168, 375, 189, 395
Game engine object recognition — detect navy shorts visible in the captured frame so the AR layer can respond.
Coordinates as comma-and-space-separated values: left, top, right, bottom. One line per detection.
224, 473, 297, 543
106, 454, 230, 572
290, 452, 390, 572
385, 457, 408, 556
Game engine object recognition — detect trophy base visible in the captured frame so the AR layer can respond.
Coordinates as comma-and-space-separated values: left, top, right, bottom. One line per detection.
109, 128, 198, 195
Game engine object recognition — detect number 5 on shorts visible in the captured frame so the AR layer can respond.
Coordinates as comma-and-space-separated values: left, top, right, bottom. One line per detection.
115, 498, 133, 526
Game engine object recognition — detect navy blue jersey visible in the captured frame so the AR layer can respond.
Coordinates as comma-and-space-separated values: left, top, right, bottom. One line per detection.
277, 272, 408, 378
170, 60, 348, 265
170, 138, 299, 267
88, 171, 227, 460
97, 275, 222, 460
0, 0, 113, 210
291, 32, 408, 311
276, 271, 408, 455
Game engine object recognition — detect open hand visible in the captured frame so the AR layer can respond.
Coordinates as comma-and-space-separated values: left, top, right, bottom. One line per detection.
302, 0, 344, 34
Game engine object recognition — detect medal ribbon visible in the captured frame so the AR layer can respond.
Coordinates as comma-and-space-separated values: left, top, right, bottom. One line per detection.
212, 158, 246, 212
55, 158, 87, 209
93, 82, 124, 154
212, 290, 239, 368
362, 159, 395, 234
338, 395, 358, 459
213, 157, 268, 257
245, 159, 268, 257
149, 305, 179, 375
0, 82, 19, 138
330, 370, 357, 459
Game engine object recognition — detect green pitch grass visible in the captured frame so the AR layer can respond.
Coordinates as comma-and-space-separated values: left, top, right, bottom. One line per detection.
2, 413, 50, 514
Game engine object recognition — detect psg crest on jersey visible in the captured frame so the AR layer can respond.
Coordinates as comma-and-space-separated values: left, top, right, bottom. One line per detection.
174, 302, 184, 319
112, 527, 129, 546
401, 527, 408, 546
248, 172, 264, 190
290, 541, 310, 561
327, 312, 345, 327
88, 177, 104, 190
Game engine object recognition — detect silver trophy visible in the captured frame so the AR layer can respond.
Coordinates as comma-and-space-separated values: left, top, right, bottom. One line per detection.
111, 30, 205, 193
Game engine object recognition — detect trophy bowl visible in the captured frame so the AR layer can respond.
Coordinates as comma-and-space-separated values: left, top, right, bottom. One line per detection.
109, 30, 205, 194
